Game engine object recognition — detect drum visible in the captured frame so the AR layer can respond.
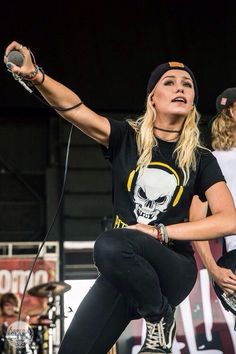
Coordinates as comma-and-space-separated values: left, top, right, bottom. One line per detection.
26, 313, 51, 354
0, 322, 43, 354
0, 323, 16, 354
30, 325, 44, 354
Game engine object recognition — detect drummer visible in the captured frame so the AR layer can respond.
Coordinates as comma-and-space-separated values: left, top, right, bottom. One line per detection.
0, 293, 19, 353
0, 293, 19, 328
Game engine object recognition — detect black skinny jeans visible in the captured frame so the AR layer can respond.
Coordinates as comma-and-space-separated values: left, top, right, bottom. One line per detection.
58, 228, 197, 354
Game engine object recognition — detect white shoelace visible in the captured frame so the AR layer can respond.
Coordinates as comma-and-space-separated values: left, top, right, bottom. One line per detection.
145, 319, 166, 349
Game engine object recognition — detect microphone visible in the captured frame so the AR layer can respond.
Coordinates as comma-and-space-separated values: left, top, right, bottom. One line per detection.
7, 50, 24, 67
6, 50, 33, 93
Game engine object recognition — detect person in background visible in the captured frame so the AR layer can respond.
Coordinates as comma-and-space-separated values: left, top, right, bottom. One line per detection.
0, 293, 19, 354
3, 41, 236, 354
193, 88, 236, 310
0, 293, 19, 326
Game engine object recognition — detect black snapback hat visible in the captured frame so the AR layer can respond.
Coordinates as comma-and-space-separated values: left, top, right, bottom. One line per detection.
208, 87, 236, 127
147, 61, 198, 104
216, 87, 236, 113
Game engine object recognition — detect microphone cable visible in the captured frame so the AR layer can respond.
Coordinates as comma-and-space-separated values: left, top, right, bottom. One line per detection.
6, 49, 83, 112
17, 122, 73, 322
5, 51, 84, 324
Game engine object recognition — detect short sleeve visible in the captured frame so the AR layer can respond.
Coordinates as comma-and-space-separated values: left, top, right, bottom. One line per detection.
101, 118, 130, 161
195, 150, 225, 201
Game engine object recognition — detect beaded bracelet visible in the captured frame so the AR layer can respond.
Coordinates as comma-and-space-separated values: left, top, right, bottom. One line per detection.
158, 223, 168, 243
153, 223, 168, 243
21, 65, 39, 81
31, 67, 45, 86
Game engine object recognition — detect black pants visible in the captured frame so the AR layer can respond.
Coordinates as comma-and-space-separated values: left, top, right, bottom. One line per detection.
58, 228, 197, 354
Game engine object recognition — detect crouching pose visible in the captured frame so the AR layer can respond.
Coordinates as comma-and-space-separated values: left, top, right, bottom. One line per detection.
4, 42, 236, 354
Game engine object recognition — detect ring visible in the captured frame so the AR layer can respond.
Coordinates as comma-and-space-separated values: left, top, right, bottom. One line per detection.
18, 45, 23, 50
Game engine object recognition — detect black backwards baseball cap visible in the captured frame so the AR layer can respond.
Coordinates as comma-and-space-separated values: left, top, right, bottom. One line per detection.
147, 61, 198, 105
208, 87, 236, 126
216, 87, 236, 113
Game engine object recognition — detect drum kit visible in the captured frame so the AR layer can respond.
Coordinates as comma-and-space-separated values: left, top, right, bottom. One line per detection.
0, 281, 71, 354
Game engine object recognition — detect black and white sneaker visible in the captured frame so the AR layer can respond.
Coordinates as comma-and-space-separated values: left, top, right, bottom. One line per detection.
138, 306, 176, 354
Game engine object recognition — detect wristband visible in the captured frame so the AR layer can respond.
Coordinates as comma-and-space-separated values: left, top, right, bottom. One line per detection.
153, 223, 168, 243
31, 67, 45, 86
21, 65, 39, 81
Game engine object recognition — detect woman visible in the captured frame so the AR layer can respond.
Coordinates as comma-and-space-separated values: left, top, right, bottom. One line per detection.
4, 41, 236, 354
193, 88, 236, 303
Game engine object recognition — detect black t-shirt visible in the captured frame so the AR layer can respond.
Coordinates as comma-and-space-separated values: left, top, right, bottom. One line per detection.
102, 119, 225, 254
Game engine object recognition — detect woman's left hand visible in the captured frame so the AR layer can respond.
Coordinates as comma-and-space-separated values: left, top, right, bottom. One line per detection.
126, 223, 157, 238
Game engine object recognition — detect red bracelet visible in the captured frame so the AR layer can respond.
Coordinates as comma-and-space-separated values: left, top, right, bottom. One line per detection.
153, 224, 168, 243
152, 225, 163, 242
155, 227, 161, 241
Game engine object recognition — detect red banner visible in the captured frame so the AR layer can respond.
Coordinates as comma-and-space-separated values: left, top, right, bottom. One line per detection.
0, 258, 57, 322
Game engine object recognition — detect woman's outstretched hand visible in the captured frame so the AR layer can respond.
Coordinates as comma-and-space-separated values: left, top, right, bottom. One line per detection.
4, 41, 35, 76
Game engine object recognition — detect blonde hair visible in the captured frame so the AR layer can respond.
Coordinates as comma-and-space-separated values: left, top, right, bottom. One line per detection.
211, 108, 235, 150
127, 93, 203, 185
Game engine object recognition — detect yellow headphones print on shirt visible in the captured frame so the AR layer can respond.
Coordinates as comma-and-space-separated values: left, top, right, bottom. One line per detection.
127, 162, 183, 207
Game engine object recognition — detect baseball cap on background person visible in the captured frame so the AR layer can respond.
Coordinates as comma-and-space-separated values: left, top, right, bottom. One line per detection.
208, 87, 236, 126
216, 87, 236, 113
146, 61, 198, 105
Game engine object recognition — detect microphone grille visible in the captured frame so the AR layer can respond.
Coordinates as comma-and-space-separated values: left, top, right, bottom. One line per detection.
7, 50, 24, 67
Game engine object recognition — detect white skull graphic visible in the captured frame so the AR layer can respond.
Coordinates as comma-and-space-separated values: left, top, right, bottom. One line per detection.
133, 167, 178, 224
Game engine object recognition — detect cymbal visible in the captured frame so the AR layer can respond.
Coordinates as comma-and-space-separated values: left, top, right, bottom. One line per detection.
28, 281, 71, 298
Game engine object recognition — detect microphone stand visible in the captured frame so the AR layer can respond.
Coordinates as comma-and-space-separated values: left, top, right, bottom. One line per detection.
47, 292, 57, 354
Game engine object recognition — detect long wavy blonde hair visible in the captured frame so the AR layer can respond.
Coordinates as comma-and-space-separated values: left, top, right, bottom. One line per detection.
211, 108, 235, 150
127, 93, 203, 185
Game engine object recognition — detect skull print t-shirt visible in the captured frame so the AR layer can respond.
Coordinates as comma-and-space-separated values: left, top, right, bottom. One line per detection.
102, 118, 225, 254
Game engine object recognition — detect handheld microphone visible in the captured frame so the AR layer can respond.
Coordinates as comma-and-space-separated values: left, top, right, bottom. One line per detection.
6, 50, 33, 93
7, 50, 24, 67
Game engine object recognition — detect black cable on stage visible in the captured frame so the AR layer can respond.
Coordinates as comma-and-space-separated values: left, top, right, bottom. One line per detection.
5, 58, 77, 323
17, 123, 73, 322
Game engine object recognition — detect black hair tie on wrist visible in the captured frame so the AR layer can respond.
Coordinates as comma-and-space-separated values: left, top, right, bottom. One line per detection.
32, 67, 45, 86
52, 101, 83, 112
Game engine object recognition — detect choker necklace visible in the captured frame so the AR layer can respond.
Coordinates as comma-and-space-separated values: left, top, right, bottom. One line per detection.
154, 126, 181, 133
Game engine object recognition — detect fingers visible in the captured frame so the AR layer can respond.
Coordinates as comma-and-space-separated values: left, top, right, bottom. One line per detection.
126, 223, 145, 231
4, 41, 22, 61
126, 223, 157, 238
4, 41, 36, 77
222, 269, 236, 284
229, 270, 236, 281
5, 62, 20, 74
215, 267, 236, 296
220, 270, 236, 287
4, 42, 24, 72
223, 287, 235, 296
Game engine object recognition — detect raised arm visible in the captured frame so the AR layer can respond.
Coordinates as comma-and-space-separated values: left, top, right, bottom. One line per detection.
190, 195, 236, 295
4, 41, 110, 146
